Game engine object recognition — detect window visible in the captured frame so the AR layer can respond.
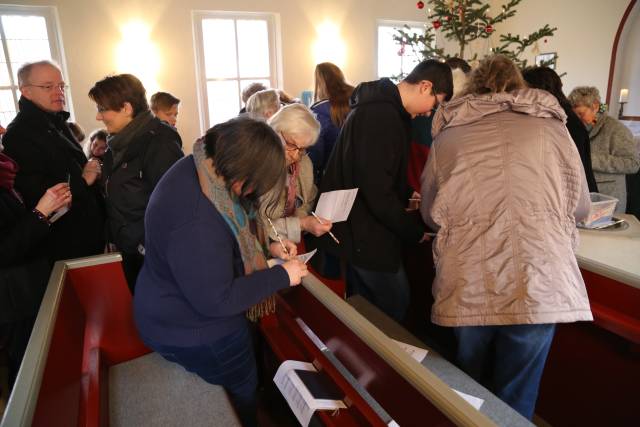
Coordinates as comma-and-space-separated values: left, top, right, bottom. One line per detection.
0, 5, 68, 125
377, 20, 426, 79
193, 11, 280, 129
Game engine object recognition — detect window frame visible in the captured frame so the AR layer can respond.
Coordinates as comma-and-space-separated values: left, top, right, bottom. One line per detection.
0, 4, 73, 122
192, 10, 282, 132
376, 19, 428, 79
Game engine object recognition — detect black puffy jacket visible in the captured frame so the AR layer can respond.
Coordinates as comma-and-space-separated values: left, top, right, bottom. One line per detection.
102, 117, 183, 254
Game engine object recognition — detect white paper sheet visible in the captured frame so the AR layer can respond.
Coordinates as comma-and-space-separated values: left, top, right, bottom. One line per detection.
297, 248, 317, 264
268, 249, 317, 267
273, 360, 346, 427
315, 189, 358, 223
453, 389, 484, 410
48, 206, 69, 223
391, 339, 429, 363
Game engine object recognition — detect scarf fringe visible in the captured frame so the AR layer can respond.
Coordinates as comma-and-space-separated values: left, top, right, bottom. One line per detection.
246, 296, 276, 322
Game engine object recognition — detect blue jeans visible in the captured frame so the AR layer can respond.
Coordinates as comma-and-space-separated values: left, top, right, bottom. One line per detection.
454, 324, 556, 420
148, 326, 258, 427
346, 264, 410, 323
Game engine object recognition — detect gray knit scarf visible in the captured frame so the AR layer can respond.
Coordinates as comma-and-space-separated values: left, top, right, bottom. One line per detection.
107, 110, 154, 165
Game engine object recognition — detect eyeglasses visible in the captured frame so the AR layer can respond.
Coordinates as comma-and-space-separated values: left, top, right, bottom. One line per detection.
26, 83, 68, 92
281, 133, 308, 157
430, 86, 441, 111
96, 105, 109, 113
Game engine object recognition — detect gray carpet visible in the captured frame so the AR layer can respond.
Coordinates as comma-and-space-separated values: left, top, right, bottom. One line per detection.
109, 352, 241, 427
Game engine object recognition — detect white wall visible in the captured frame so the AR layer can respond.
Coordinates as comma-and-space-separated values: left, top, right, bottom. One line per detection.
490, 0, 629, 99
12, 0, 632, 151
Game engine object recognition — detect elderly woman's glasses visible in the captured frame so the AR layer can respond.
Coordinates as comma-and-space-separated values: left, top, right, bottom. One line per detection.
281, 133, 307, 157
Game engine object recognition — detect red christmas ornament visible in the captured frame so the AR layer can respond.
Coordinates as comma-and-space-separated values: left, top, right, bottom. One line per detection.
444, 15, 451, 21
433, 20, 442, 30
398, 43, 406, 56
485, 24, 494, 33
417, 1, 425, 9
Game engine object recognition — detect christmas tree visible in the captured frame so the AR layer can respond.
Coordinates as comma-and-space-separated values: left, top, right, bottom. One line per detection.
395, 0, 556, 68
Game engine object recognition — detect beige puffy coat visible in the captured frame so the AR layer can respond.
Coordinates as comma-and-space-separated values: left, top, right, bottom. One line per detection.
420, 89, 593, 327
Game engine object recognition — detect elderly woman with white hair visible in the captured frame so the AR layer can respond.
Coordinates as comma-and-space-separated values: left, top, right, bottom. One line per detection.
568, 86, 639, 212
263, 103, 332, 244
246, 89, 281, 119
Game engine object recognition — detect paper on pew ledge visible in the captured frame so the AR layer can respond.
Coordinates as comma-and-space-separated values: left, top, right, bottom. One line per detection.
453, 389, 484, 410
391, 339, 428, 363
315, 189, 358, 223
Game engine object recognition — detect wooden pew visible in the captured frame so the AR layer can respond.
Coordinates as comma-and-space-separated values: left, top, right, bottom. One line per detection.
260, 273, 505, 427
1, 254, 240, 427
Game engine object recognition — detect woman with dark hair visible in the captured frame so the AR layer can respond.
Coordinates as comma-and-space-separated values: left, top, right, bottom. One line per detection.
522, 66, 598, 192
88, 74, 183, 291
309, 62, 354, 184
420, 55, 592, 420
1, 124, 72, 389
134, 116, 307, 427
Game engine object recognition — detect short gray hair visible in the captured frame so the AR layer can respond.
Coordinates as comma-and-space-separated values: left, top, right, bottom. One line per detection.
17, 60, 61, 88
268, 103, 320, 146
246, 89, 280, 118
242, 82, 267, 103
568, 86, 601, 108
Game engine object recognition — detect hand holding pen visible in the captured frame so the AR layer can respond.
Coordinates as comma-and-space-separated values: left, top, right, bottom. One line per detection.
310, 211, 340, 245
267, 217, 292, 258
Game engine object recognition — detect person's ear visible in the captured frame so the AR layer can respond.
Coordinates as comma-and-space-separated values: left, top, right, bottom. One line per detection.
420, 80, 434, 94
122, 102, 134, 117
20, 85, 32, 100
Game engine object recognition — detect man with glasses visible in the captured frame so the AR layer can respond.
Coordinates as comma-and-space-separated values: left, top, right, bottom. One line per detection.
311, 60, 453, 323
2, 60, 105, 263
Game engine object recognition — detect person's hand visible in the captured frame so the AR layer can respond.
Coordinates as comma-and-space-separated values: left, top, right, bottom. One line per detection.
300, 215, 332, 237
281, 259, 308, 286
82, 158, 102, 185
35, 183, 71, 217
269, 239, 298, 260
419, 232, 432, 243
408, 191, 421, 211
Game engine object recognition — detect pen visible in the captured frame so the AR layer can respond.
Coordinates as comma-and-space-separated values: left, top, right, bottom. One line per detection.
311, 211, 340, 245
266, 217, 290, 256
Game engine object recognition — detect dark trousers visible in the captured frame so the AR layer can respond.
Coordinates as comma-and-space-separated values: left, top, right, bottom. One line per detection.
454, 323, 556, 420
121, 252, 144, 294
148, 326, 258, 427
346, 263, 410, 323
2, 317, 36, 389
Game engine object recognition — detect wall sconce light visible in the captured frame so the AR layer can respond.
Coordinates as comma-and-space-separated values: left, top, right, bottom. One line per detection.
116, 21, 160, 93
313, 21, 346, 68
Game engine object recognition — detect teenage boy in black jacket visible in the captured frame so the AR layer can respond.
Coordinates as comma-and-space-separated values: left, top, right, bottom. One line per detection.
314, 60, 453, 322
